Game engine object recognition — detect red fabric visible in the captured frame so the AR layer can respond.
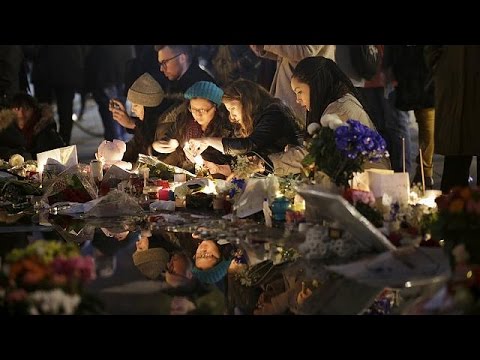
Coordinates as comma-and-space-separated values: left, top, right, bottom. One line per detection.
185, 117, 204, 141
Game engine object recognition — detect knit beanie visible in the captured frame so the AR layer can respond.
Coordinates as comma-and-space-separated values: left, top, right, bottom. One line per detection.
132, 247, 169, 280
184, 81, 224, 106
127, 73, 164, 107
191, 259, 230, 284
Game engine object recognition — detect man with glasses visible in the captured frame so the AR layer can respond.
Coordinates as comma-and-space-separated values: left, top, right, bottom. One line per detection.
155, 45, 214, 95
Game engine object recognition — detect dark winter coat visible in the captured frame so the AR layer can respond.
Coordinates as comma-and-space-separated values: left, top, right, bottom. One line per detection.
165, 61, 214, 95
123, 95, 185, 163
425, 45, 480, 155
24, 104, 65, 158
222, 103, 301, 159
387, 45, 434, 111
0, 109, 30, 161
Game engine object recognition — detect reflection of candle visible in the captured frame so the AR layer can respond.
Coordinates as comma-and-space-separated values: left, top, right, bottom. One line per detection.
293, 194, 305, 211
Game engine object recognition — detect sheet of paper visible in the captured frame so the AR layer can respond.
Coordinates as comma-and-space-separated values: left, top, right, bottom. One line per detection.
234, 178, 267, 218
327, 247, 450, 288
37, 145, 78, 173
368, 171, 410, 205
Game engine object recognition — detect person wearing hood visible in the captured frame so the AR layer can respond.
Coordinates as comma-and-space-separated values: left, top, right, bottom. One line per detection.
0, 106, 30, 161
9, 93, 65, 158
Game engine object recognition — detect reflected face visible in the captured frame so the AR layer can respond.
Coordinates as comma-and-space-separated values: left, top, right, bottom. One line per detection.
168, 253, 191, 277
136, 236, 149, 251
189, 98, 216, 130
158, 47, 185, 81
131, 103, 144, 120
223, 99, 243, 125
195, 240, 221, 270
291, 77, 311, 111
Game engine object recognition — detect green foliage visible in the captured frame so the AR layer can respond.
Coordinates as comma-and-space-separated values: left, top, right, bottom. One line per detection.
147, 163, 174, 181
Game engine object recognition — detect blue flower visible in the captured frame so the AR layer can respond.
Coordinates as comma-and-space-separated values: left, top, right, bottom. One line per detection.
307, 118, 388, 187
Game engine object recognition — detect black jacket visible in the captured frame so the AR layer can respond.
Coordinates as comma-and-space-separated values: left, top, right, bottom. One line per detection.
123, 96, 185, 163
0, 109, 30, 161
386, 45, 435, 111
222, 103, 301, 159
166, 61, 215, 95
26, 104, 65, 158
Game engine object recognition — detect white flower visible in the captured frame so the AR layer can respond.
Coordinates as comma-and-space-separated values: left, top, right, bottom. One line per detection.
29, 289, 81, 315
307, 122, 321, 135
319, 114, 344, 130
9, 154, 24, 167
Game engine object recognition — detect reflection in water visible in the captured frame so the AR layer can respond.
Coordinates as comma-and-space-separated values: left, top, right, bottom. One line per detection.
2, 212, 448, 315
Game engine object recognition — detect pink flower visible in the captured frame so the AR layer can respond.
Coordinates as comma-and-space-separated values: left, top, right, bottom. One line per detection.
351, 190, 376, 206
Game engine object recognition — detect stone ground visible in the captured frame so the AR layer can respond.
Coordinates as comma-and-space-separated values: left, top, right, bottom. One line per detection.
68, 94, 477, 190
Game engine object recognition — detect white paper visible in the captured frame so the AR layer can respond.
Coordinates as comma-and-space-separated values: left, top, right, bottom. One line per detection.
367, 170, 410, 205
327, 247, 451, 288
103, 164, 131, 182
37, 145, 78, 173
233, 178, 267, 218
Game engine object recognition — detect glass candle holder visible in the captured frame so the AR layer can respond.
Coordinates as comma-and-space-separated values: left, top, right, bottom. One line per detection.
271, 196, 291, 221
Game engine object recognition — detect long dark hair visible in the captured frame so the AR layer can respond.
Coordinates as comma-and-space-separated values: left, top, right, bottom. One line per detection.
292, 56, 371, 127
222, 79, 296, 138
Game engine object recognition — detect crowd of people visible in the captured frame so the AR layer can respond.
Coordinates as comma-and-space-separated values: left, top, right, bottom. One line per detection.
2, 44, 479, 314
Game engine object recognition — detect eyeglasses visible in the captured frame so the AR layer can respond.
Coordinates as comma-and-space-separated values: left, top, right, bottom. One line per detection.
159, 53, 182, 68
188, 105, 215, 116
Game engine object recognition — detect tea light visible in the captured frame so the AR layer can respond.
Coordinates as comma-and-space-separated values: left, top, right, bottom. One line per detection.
417, 190, 442, 208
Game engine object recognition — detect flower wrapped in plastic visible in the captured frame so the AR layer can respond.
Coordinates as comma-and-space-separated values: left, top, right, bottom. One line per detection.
303, 115, 389, 188
42, 165, 97, 205
0, 240, 101, 315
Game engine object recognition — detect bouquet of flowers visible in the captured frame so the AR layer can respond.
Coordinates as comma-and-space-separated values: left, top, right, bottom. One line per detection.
406, 186, 480, 314
43, 165, 97, 205
0, 240, 101, 315
303, 115, 388, 188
